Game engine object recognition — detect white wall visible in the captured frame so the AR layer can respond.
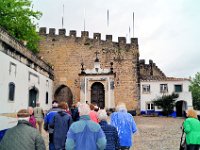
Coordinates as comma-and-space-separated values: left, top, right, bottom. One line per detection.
0, 51, 53, 114
140, 80, 193, 112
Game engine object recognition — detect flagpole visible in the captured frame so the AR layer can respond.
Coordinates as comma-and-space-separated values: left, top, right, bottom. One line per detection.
84, 8, 86, 31
133, 12, 134, 38
107, 9, 109, 28
129, 26, 131, 42
62, 4, 64, 28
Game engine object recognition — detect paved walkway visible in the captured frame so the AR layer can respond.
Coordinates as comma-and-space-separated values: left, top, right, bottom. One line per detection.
42, 116, 184, 150
132, 116, 184, 150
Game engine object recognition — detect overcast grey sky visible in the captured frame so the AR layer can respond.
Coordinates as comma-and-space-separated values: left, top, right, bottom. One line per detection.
32, 0, 200, 78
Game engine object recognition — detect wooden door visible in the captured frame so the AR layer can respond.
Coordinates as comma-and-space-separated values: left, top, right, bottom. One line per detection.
91, 82, 105, 109
29, 88, 37, 107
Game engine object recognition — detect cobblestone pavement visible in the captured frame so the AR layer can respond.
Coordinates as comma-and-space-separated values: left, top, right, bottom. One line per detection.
41, 130, 49, 150
132, 116, 184, 150
42, 116, 184, 150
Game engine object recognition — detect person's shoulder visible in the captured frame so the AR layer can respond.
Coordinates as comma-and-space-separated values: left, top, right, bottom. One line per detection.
69, 120, 86, 133
55, 111, 70, 118
127, 112, 133, 117
107, 123, 116, 128
46, 109, 59, 115
87, 120, 101, 132
184, 117, 196, 125
110, 112, 118, 117
185, 117, 195, 121
20, 123, 40, 135
106, 123, 117, 130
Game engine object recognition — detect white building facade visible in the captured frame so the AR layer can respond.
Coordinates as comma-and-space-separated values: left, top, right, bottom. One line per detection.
0, 28, 54, 114
140, 78, 193, 117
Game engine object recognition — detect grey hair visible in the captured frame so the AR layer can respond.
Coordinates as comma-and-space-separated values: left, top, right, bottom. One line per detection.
98, 109, 108, 121
78, 103, 90, 116
116, 102, 127, 112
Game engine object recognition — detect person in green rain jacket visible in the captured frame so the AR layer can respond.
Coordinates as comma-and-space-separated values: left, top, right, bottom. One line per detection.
183, 109, 200, 150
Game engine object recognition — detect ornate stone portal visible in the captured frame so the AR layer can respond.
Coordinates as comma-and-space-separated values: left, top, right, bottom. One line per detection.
79, 54, 115, 109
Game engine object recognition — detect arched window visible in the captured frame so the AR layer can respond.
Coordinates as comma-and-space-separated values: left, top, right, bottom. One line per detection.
45, 92, 48, 104
8, 82, 15, 101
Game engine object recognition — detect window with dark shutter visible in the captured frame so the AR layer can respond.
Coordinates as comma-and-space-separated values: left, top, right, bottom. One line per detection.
175, 85, 182, 92
8, 82, 15, 101
46, 92, 48, 104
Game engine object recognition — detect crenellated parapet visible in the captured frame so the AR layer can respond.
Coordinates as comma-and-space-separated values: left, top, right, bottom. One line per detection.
38, 27, 139, 50
139, 59, 166, 80
37, 27, 141, 110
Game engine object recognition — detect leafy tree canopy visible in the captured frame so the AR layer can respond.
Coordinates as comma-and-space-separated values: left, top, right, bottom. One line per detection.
0, 0, 42, 53
153, 93, 179, 116
189, 72, 200, 110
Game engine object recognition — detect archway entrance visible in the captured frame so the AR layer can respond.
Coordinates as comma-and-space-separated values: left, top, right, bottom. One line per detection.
176, 100, 187, 117
91, 82, 105, 109
29, 87, 38, 108
54, 85, 73, 107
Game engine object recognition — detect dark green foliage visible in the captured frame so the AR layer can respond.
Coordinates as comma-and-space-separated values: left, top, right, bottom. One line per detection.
189, 72, 200, 110
0, 0, 42, 53
153, 93, 179, 116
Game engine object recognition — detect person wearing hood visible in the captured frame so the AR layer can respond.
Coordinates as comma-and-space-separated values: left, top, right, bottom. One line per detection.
50, 101, 72, 150
110, 102, 137, 150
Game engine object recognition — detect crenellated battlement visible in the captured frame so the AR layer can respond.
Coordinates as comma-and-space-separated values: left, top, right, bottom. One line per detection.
38, 27, 138, 48
139, 59, 166, 80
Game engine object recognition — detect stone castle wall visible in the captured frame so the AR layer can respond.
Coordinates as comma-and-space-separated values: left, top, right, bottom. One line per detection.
38, 27, 139, 110
139, 59, 166, 80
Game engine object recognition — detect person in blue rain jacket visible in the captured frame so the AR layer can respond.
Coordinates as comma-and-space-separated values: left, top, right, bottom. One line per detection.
65, 103, 106, 150
110, 102, 137, 150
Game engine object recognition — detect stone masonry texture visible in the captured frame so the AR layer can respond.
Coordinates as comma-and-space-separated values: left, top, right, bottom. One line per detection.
38, 28, 165, 110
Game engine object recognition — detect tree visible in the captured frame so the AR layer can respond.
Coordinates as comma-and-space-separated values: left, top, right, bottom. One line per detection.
153, 93, 179, 116
0, 0, 42, 53
189, 72, 200, 110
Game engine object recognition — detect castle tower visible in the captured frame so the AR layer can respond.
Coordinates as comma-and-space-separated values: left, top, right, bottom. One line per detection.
38, 28, 139, 110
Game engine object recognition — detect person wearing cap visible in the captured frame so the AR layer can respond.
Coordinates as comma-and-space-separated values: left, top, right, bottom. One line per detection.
34, 101, 44, 134
98, 109, 119, 150
183, 109, 200, 150
110, 102, 137, 150
44, 100, 61, 150
0, 109, 46, 150
65, 103, 107, 150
